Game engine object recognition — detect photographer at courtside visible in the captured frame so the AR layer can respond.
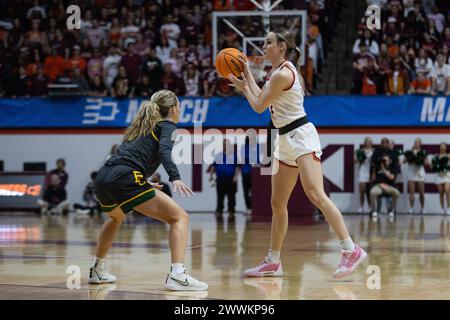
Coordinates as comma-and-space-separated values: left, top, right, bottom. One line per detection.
370, 139, 400, 217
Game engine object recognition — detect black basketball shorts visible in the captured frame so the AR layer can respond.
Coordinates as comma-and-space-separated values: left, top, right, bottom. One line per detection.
94, 164, 156, 213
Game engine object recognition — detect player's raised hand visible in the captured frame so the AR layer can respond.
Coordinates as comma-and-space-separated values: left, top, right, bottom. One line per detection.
172, 180, 194, 198
238, 56, 251, 76
228, 73, 249, 94
149, 181, 164, 189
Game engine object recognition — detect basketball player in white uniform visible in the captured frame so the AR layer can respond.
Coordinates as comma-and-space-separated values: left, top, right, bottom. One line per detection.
229, 29, 367, 279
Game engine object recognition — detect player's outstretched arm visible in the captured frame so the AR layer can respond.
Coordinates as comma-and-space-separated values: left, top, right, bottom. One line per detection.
240, 57, 261, 97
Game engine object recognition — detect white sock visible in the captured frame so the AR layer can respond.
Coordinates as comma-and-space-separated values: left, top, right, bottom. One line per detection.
267, 250, 280, 263
340, 237, 355, 251
92, 257, 105, 269
170, 263, 186, 274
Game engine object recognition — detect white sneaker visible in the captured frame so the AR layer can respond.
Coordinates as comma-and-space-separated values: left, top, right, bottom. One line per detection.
357, 207, 363, 214
388, 211, 395, 217
88, 265, 117, 284
372, 211, 378, 218
76, 209, 90, 215
420, 208, 426, 215
445, 208, 449, 215
165, 270, 208, 291
408, 208, 414, 215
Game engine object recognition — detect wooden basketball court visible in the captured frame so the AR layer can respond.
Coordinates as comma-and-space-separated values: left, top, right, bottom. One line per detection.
0, 213, 449, 300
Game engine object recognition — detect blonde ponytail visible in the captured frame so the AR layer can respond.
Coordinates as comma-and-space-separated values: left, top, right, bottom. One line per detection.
123, 90, 178, 142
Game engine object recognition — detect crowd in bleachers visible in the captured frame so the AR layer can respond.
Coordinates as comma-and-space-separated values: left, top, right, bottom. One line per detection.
353, 0, 450, 95
0, 0, 337, 98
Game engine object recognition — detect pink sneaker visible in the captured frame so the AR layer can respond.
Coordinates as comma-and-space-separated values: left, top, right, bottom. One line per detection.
332, 244, 367, 279
243, 258, 283, 277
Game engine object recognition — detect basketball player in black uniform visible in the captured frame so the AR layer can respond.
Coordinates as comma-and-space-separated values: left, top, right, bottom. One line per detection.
89, 90, 208, 291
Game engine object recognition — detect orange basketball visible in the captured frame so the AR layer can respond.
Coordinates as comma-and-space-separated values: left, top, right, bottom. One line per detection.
215, 48, 247, 78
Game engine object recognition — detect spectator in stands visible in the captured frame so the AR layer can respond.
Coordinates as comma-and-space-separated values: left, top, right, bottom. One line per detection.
26, 50, 42, 77
156, 36, 174, 63
49, 29, 66, 57
134, 33, 151, 57
415, 48, 434, 75
428, 5, 446, 34
443, 27, 450, 48
184, 43, 200, 68
161, 62, 185, 95
26, 20, 45, 47
66, 45, 87, 73
409, 69, 432, 94
37, 174, 69, 215
160, 14, 180, 48
352, 42, 375, 94
385, 57, 409, 95
182, 11, 200, 45
150, 173, 172, 197
134, 75, 154, 97
370, 148, 400, 218
361, 58, 380, 95
5, 66, 29, 98
73, 171, 101, 215
47, 158, 69, 188
217, 78, 234, 97
7, 19, 24, 52
183, 63, 201, 97
430, 53, 450, 95
121, 17, 139, 48
27, 0, 46, 21
422, 32, 438, 58
165, 48, 181, 76
202, 60, 217, 98
209, 139, 240, 222
353, 29, 380, 56
141, 18, 158, 48
89, 75, 107, 96
80, 38, 93, 61
86, 19, 107, 49
103, 45, 122, 91
80, 9, 93, 30
121, 42, 141, 86
87, 48, 104, 82
108, 17, 122, 46
112, 65, 131, 98
196, 35, 211, 61
142, 48, 163, 91
385, 35, 399, 58
44, 47, 65, 81
71, 67, 90, 95
28, 65, 49, 97
426, 18, 441, 43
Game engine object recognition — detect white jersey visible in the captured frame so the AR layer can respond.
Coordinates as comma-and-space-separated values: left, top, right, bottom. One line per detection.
266, 61, 306, 128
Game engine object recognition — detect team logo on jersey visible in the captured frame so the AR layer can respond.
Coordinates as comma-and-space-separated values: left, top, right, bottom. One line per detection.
133, 171, 146, 186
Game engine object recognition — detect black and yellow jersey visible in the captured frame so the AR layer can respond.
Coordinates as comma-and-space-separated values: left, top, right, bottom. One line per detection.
106, 120, 181, 182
